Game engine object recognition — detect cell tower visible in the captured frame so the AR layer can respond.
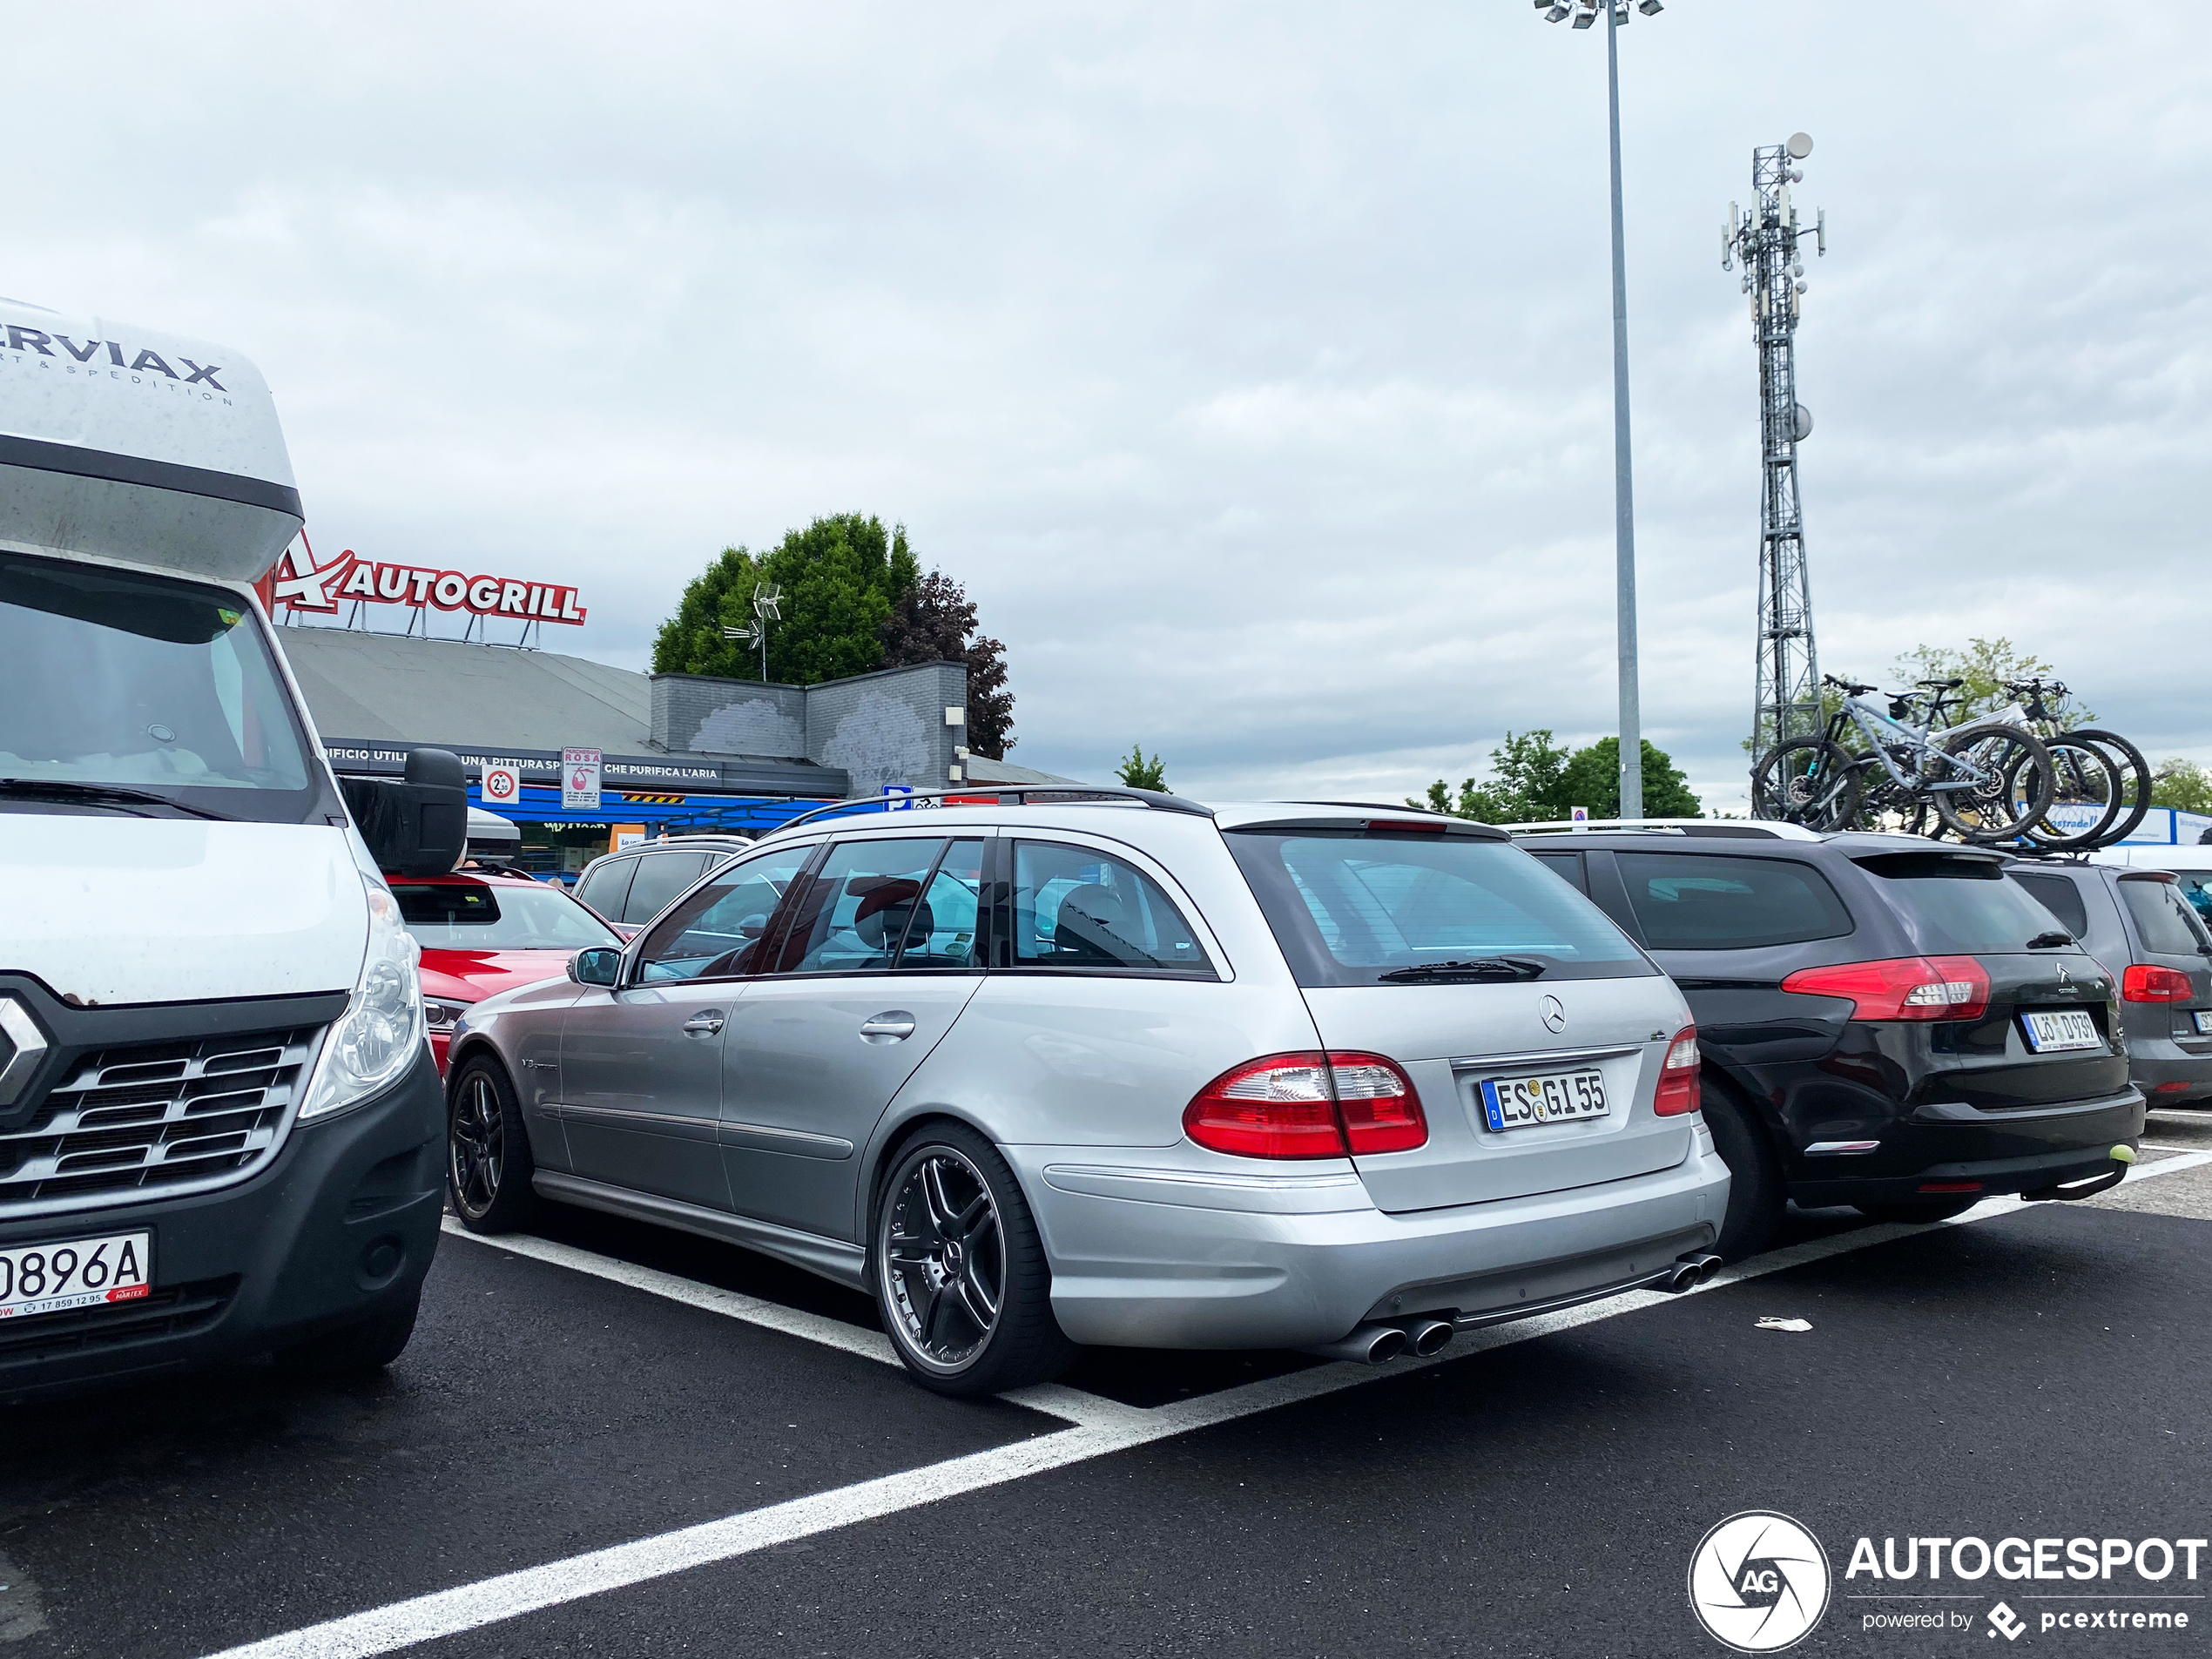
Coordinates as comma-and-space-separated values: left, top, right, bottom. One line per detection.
1724, 132, 1825, 759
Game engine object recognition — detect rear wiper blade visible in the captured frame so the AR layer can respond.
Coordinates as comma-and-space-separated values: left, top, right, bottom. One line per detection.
2026, 930, 2075, 950
1378, 957, 1548, 982
0, 778, 231, 820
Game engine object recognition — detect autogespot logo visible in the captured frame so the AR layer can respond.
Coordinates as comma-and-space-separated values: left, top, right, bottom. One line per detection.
1689, 1511, 1833, 1653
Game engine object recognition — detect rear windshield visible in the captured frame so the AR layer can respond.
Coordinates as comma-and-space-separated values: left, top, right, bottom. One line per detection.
2119, 878, 2212, 958
2166, 870, 2212, 929
1227, 830, 1652, 987
2008, 871, 2091, 940
393, 880, 620, 950
1857, 852, 2071, 954
1615, 853, 1855, 951
0, 550, 320, 822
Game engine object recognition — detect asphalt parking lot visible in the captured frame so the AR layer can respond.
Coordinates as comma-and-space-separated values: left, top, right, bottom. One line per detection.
3, 1112, 2209, 1659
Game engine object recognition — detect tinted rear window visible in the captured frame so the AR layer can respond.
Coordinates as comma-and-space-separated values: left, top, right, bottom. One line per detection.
1615, 853, 1854, 951
2008, 872, 2091, 940
2120, 879, 2212, 958
1227, 831, 1650, 987
1857, 852, 2067, 954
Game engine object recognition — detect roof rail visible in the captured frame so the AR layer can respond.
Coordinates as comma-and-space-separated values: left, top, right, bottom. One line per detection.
1505, 817, 1824, 841
764, 784, 1216, 835
1291, 799, 1453, 816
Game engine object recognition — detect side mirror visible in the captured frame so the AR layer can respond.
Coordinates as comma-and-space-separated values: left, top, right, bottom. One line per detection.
569, 947, 623, 988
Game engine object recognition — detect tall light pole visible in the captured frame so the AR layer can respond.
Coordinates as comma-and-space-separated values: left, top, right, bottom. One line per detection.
1539, 0, 1662, 819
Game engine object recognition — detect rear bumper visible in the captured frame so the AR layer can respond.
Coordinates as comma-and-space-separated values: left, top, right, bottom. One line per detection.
1789, 1085, 2145, 1209
2127, 1042, 2212, 1103
0, 1044, 444, 1400
1008, 1137, 1730, 1351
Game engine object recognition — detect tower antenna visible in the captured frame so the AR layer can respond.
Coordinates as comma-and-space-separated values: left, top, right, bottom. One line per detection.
1727, 132, 1824, 762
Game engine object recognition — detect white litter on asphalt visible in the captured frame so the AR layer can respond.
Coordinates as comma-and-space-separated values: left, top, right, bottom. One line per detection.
1755, 1317, 1813, 1332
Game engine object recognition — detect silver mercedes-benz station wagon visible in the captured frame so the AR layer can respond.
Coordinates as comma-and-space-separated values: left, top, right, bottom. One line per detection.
443, 790, 1731, 1395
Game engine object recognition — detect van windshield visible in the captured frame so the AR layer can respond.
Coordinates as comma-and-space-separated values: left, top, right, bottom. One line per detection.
0, 551, 320, 823
1228, 829, 1653, 987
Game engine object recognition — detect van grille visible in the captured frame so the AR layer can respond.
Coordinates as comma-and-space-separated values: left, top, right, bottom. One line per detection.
0, 1028, 318, 1215
0, 1274, 239, 1372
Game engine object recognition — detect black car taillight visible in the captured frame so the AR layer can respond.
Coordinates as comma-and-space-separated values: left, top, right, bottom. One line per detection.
1780, 955, 1991, 1021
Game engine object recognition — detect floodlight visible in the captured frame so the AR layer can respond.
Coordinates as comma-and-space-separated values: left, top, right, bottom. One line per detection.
1544, 2, 1571, 17
1571, 3, 1596, 26
1639, 0, 1663, 11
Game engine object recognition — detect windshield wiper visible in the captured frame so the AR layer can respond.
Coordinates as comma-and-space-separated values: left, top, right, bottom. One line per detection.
0, 778, 232, 821
1379, 957, 1548, 983
2026, 930, 2074, 950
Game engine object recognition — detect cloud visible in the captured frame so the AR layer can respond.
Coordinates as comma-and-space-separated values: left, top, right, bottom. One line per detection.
12, 1, 2209, 809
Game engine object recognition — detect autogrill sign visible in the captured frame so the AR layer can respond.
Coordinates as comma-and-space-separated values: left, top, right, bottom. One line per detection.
262, 539, 586, 624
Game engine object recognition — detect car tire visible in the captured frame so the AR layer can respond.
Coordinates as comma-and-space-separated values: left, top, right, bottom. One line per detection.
1853, 1196, 1980, 1225
872, 1122, 1076, 1399
272, 1292, 421, 1379
1703, 1088, 1785, 1262
447, 1055, 539, 1234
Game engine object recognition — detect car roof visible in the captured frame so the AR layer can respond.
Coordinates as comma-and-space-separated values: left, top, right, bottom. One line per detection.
743, 799, 1511, 847
1505, 824, 1991, 860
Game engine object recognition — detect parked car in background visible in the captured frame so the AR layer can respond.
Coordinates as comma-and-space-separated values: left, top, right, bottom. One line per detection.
444, 795, 1730, 1396
1517, 822, 2142, 1258
2092, 847, 2212, 928
389, 867, 623, 1073
572, 834, 756, 940
2007, 860, 2212, 1109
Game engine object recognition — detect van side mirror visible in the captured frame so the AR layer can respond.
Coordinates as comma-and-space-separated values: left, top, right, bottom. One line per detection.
340, 747, 470, 876
570, 947, 622, 988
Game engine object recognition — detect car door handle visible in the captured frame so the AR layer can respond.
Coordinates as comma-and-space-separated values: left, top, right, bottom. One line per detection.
683, 1009, 726, 1035
860, 1012, 916, 1042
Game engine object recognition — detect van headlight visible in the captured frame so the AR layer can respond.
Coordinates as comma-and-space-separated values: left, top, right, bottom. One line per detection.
300, 877, 425, 1122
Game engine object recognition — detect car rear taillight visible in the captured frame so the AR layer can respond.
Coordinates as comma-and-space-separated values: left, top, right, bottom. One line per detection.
2122, 964, 2195, 1003
1184, 1051, 1427, 1158
1652, 1026, 1701, 1116
1780, 955, 1992, 1021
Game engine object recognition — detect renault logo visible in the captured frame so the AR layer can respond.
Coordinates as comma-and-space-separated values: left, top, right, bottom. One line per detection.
1540, 994, 1567, 1034
0, 997, 49, 1107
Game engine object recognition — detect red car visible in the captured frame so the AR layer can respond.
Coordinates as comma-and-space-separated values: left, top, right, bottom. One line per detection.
388, 867, 624, 1073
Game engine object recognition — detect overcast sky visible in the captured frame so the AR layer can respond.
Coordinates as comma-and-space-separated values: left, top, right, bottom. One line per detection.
16, 3, 2209, 806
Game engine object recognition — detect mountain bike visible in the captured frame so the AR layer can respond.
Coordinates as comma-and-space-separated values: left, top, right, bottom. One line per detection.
1751, 676, 2056, 841
1895, 678, 2152, 852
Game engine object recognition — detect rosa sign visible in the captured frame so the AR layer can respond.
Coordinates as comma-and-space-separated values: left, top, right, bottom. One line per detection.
261, 539, 586, 624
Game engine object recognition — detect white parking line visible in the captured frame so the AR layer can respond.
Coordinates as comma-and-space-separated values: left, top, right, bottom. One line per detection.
217, 1151, 2212, 1659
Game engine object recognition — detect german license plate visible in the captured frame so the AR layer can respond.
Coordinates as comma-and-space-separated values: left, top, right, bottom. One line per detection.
0, 1231, 152, 1321
2021, 1009, 2101, 1054
2193, 1011, 2212, 1036
1479, 1069, 1608, 1131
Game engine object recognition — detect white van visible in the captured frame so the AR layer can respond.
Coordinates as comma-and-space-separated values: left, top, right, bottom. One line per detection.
0, 296, 462, 1395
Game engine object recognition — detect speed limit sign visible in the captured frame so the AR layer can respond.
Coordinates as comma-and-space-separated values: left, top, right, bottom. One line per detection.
482, 765, 521, 806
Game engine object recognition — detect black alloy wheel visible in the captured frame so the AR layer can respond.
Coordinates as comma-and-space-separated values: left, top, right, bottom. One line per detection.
873, 1123, 1075, 1398
447, 1055, 537, 1232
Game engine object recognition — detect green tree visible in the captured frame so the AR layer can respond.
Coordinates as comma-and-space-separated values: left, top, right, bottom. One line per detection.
652, 514, 920, 685
1887, 637, 2088, 726
1409, 730, 1574, 824
1116, 744, 1168, 792
1559, 738, 1703, 819
2153, 759, 2212, 814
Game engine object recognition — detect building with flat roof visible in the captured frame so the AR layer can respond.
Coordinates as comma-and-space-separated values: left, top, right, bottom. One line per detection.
278, 624, 1076, 875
